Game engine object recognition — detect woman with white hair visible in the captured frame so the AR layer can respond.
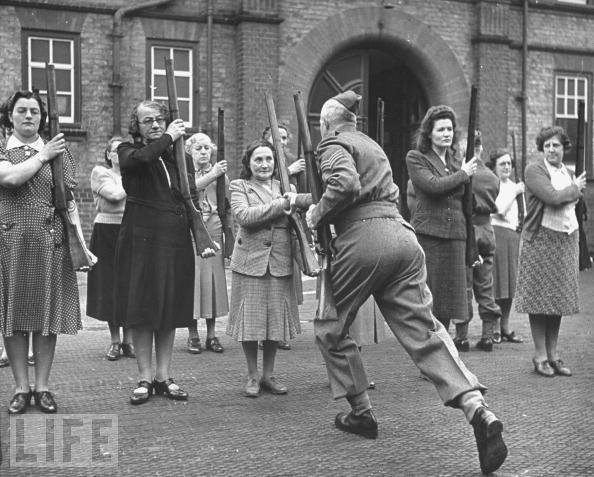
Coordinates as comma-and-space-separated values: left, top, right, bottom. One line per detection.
184, 132, 229, 355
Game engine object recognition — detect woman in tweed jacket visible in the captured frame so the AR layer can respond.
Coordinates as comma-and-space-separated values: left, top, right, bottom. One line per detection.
226, 139, 303, 397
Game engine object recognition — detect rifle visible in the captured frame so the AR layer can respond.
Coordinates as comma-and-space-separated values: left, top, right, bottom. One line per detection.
45, 64, 96, 271
376, 97, 385, 148
463, 85, 481, 267
294, 91, 338, 321
216, 108, 234, 258
165, 58, 217, 255
264, 92, 320, 277
294, 121, 308, 193
511, 131, 525, 231
575, 100, 592, 270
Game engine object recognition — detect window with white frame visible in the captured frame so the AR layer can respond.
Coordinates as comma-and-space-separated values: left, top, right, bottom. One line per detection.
150, 45, 194, 127
556, 75, 588, 120
27, 35, 76, 123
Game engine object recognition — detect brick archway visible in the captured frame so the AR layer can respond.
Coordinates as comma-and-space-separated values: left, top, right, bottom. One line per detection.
278, 6, 470, 128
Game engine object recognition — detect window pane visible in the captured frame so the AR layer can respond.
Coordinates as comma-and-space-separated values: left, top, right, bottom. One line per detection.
153, 74, 167, 99
176, 77, 190, 98
173, 49, 190, 71
53, 40, 71, 64
31, 68, 46, 91
55, 69, 71, 92
153, 47, 170, 66
178, 100, 190, 122
57, 95, 71, 117
557, 78, 565, 95
567, 99, 575, 116
556, 98, 565, 116
30, 38, 49, 63
577, 79, 585, 96
567, 79, 575, 96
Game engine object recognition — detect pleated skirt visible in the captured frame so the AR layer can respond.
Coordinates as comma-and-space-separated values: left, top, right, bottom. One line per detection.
86, 223, 120, 323
226, 271, 301, 342
417, 234, 467, 323
194, 214, 229, 319
515, 226, 579, 316
492, 226, 520, 300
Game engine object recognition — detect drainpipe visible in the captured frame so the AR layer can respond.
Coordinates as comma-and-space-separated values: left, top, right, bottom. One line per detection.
521, 0, 528, 165
111, 0, 174, 136
206, 0, 214, 135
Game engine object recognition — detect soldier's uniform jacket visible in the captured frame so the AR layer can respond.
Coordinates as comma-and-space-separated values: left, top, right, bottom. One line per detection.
306, 123, 401, 232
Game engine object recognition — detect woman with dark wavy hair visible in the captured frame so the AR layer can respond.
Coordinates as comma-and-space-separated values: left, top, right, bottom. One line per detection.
515, 125, 586, 377
0, 90, 81, 414
405, 105, 478, 350
226, 139, 303, 397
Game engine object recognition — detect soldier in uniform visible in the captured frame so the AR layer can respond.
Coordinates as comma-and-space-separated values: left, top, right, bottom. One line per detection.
300, 91, 508, 475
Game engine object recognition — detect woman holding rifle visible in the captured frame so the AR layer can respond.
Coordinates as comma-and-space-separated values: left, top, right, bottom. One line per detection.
115, 100, 198, 404
489, 148, 524, 344
0, 90, 81, 414
226, 139, 303, 397
184, 132, 228, 355
405, 105, 478, 350
515, 126, 586, 377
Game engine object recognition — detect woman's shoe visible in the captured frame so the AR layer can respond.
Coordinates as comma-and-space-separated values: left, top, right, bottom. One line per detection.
492, 332, 502, 344
501, 331, 523, 343
532, 358, 555, 377
8, 390, 32, 414
130, 380, 152, 405
278, 341, 291, 350
205, 337, 224, 353
243, 377, 260, 397
153, 378, 188, 401
187, 337, 202, 354
0, 355, 9, 367
121, 343, 135, 358
106, 343, 121, 361
27, 354, 35, 366
549, 359, 572, 376
33, 390, 57, 413
260, 376, 288, 395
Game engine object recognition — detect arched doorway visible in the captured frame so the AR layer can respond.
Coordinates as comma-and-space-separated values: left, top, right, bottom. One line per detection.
308, 47, 428, 218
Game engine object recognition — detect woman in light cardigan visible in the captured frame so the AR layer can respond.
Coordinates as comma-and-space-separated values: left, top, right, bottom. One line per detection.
515, 126, 586, 377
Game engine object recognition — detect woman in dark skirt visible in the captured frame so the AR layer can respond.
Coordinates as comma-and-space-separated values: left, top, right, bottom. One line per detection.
515, 126, 586, 377
405, 105, 478, 349
86, 136, 134, 361
489, 148, 524, 344
114, 100, 212, 404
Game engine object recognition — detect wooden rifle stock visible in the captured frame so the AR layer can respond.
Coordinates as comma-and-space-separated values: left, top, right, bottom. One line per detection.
575, 100, 591, 270
165, 58, 217, 255
216, 108, 234, 258
45, 64, 96, 272
264, 92, 320, 277
376, 97, 385, 149
463, 85, 481, 267
294, 91, 338, 321
511, 131, 525, 231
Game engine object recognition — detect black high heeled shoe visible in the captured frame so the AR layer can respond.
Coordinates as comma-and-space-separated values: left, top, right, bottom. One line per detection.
9, 390, 32, 414
153, 378, 188, 401
33, 390, 57, 413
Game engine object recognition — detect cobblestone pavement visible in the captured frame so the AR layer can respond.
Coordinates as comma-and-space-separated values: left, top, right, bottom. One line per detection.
1, 269, 593, 476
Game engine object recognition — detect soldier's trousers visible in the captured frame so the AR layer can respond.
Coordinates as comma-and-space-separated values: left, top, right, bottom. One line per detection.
314, 217, 486, 405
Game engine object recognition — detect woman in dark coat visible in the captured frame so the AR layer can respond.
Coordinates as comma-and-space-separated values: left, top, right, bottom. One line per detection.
405, 105, 478, 349
115, 100, 204, 404
515, 126, 586, 377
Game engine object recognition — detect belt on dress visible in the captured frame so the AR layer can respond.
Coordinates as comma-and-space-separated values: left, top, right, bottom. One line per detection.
126, 196, 186, 215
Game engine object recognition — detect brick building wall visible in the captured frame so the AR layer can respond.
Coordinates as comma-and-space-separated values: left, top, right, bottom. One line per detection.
1, 0, 594, 247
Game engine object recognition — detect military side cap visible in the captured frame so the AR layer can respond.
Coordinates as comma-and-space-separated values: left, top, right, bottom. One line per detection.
332, 90, 362, 114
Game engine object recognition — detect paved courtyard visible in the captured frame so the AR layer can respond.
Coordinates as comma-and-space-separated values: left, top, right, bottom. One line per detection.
0, 269, 593, 476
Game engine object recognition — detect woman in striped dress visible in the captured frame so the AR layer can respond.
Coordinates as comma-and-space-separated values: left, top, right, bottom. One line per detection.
0, 90, 82, 414
515, 126, 586, 377
226, 139, 303, 397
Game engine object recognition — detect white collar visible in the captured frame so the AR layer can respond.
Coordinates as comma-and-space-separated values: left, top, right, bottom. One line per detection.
6, 134, 44, 152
